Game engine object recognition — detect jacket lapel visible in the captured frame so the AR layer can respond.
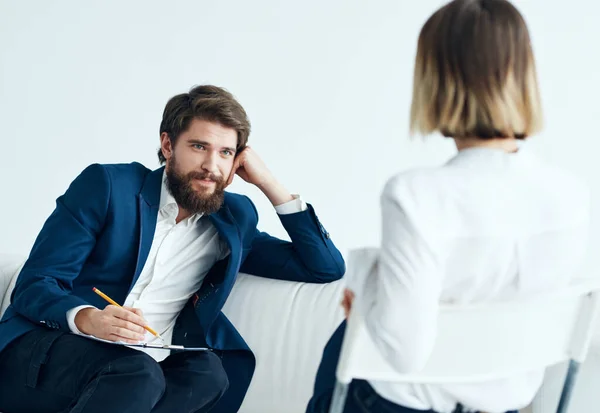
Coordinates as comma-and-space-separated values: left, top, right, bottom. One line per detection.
208, 200, 242, 291
202, 200, 244, 349
129, 167, 163, 293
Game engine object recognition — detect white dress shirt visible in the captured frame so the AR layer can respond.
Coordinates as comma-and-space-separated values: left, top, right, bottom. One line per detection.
67, 172, 306, 361
354, 147, 591, 413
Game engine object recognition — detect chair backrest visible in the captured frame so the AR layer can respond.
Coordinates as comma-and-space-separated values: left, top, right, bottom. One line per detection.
336, 282, 600, 385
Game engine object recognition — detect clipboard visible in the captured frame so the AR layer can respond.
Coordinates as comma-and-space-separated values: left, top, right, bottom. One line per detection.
73, 333, 211, 351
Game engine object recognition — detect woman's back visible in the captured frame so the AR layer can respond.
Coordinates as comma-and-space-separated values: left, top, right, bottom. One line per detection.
393, 146, 590, 301
367, 145, 590, 412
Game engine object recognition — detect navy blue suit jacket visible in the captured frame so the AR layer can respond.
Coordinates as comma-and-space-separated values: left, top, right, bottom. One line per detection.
0, 162, 345, 412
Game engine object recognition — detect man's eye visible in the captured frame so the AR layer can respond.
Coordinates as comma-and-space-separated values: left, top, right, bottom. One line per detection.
222, 150, 233, 156
193, 144, 205, 150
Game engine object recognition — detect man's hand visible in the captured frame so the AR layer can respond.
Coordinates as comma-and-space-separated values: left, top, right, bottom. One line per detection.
227, 146, 294, 206
74, 305, 147, 344
341, 288, 355, 319
226, 146, 272, 187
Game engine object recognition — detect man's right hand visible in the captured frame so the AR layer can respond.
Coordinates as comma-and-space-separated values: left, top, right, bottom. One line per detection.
74, 305, 147, 344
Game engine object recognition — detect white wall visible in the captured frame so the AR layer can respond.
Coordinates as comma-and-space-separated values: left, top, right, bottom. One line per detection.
1, 0, 600, 411
1, 0, 599, 269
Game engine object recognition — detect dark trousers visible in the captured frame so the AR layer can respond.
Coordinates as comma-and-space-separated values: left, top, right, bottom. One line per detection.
0, 327, 229, 413
306, 322, 517, 413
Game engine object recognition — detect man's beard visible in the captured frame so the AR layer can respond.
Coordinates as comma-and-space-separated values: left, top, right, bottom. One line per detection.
165, 160, 226, 216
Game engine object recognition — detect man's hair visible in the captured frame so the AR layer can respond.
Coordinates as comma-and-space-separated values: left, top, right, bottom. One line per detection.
158, 85, 251, 164
410, 0, 543, 139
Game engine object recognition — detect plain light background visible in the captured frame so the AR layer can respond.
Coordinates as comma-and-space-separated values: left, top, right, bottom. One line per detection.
0, 0, 600, 411
1, 1, 600, 412
1, 0, 598, 271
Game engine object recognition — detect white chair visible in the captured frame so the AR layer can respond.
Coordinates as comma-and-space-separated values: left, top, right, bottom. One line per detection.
329, 282, 600, 413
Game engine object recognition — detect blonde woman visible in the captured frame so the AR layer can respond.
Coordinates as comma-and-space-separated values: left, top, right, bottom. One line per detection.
306, 0, 590, 412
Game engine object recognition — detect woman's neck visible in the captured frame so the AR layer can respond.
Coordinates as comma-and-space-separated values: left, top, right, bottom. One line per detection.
454, 137, 520, 153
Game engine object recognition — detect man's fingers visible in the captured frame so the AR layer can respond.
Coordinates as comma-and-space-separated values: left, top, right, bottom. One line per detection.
227, 158, 242, 186
106, 305, 146, 327
112, 318, 146, 335
117, 310, 147, 327
123, 306, 144, 318
107, 333, 145, 344
110, 326, 146, 342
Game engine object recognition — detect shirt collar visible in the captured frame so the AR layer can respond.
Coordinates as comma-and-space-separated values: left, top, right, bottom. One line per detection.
446, 142, 535, 169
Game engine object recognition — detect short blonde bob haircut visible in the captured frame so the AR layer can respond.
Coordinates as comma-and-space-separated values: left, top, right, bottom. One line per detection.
410, 0, 543, 139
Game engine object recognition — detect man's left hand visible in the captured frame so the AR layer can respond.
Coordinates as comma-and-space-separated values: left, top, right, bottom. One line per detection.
227, 146, 273, 187
227, 146, 294, 206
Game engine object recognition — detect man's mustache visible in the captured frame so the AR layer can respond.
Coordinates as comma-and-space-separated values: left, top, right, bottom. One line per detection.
187, 171, 223, 183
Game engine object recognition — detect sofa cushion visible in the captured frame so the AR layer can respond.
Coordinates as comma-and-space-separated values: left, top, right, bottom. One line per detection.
223, 274, 344, 413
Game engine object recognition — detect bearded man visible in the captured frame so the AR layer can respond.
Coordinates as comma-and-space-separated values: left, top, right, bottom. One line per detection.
0, 85, 345, 413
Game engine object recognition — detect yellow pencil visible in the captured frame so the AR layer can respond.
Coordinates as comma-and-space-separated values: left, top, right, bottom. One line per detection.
92, 287, 164, 342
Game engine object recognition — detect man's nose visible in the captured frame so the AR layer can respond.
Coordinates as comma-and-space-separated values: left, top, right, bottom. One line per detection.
201, 152, 219, 173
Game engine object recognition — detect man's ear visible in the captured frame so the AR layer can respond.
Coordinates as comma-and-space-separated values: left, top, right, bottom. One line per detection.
160, 132, 173, 161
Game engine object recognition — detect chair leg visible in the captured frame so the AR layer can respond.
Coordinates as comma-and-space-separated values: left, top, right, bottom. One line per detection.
555, 360, 580, 413
329, 380, 350, 413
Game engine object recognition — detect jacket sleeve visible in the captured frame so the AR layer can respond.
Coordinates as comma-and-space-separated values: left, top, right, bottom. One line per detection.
10, 164, 110, 331
239, 197, 345, 283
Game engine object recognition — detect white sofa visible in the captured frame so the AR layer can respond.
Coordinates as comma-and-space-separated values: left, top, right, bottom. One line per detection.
0, 254, 344, 413
2, 254, 600, 413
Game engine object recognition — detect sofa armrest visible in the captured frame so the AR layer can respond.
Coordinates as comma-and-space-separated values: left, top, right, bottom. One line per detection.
0, 254, 26, 318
